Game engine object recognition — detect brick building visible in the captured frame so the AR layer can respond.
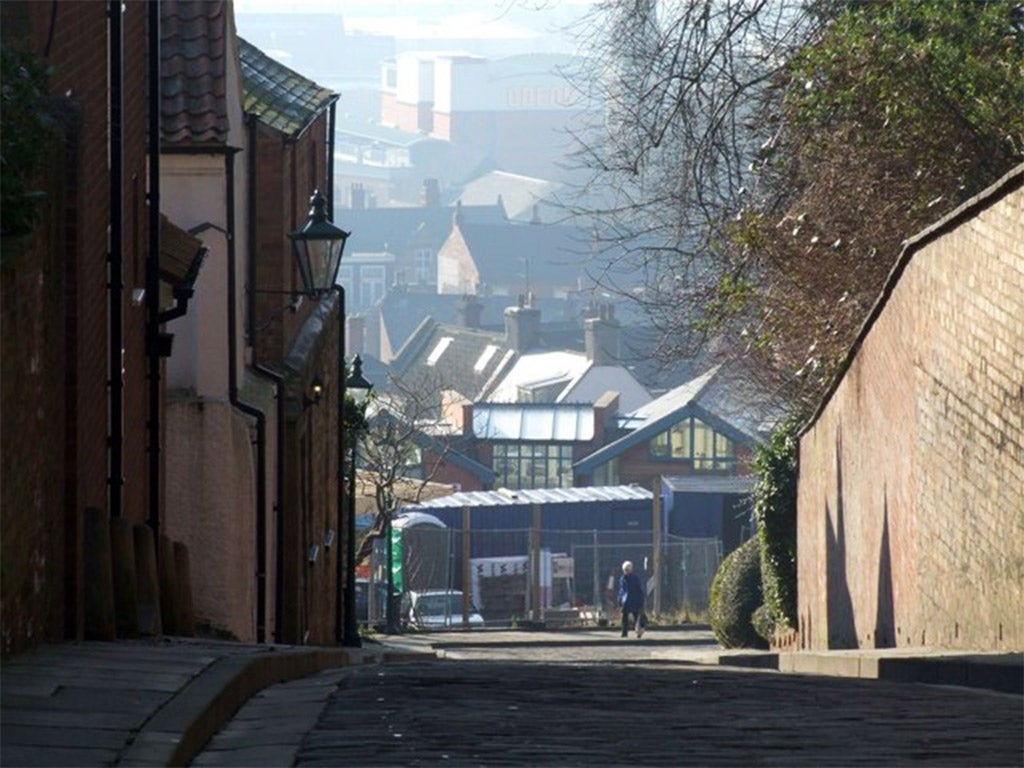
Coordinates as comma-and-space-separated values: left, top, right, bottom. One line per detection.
797, 166, 1023, 652
1, 1, 156, 653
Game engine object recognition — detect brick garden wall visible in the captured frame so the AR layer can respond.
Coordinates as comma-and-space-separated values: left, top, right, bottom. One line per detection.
797, 168, 1024, 652
1, 2, 155, 654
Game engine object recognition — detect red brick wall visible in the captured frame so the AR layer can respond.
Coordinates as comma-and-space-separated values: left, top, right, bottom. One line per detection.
1, 1, 154, 654
797, 170, 1024, 652
251, 111, 343, 644
121, 3, 153, 526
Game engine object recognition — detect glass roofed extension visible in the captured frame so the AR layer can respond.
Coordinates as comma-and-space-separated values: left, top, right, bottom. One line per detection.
473, 403, 595, 490
650, 415, 736, 471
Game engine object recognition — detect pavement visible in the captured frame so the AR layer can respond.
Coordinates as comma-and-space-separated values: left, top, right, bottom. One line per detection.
1, 628, 1020, 767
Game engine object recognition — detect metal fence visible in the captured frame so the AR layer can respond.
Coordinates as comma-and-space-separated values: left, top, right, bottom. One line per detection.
367, 525, 722, 627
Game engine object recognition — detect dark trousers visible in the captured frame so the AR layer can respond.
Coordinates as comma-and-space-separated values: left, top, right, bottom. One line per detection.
621, 607, 646, 635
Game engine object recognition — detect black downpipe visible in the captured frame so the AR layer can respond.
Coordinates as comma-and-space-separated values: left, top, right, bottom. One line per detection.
225, 148, 271, 643
146, 0, 161, 537
327, 102, 336, 214
108, 0, 124, 520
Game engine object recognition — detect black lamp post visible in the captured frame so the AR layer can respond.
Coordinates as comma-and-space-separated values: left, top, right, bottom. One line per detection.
288, 190, 361, 647
345, 355, 372, 643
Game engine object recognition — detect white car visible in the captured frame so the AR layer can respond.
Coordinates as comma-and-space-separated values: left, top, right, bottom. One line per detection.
406, 590, 485, 630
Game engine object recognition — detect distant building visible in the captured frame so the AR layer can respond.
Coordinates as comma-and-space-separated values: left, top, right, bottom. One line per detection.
380, 52, 592, 181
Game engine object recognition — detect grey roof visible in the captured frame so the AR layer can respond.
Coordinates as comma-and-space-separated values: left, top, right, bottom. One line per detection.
341, 203, 507, 256
573, 367, 730, 474
238, 37, 337, 137
453, 220, 592, 293
378, 293, 589, 372
404, 485, 653, 510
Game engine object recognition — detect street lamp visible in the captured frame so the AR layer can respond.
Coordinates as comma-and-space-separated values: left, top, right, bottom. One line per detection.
288, 190, 361, 647
345, 355, 372, 645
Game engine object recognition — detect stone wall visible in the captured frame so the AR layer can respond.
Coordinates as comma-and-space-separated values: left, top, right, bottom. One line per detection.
797, 167, 1023, 652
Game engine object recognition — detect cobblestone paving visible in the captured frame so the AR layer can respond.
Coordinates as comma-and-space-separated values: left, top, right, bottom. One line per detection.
297, 659, 1023, 767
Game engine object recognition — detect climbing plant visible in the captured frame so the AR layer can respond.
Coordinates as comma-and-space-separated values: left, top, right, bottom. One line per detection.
1, 49, 57, 239
753, 417, 800, 641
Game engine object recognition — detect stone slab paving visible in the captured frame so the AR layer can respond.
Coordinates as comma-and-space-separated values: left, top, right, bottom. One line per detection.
191, 668, 348, 767
296, 658, 1023, 767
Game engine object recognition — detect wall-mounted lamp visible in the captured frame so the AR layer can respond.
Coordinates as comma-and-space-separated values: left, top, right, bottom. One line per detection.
306, 377, 324, 407
308, 544, 320, 564
324, 528, 335, 550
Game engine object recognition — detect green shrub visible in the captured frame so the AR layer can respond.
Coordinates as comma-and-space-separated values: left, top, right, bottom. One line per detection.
709, 536, 767, 649
753, 418, 800, 640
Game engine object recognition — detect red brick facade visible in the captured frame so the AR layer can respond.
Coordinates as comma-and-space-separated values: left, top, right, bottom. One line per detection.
797, 168, 1023, 652
1, 1, 154, 654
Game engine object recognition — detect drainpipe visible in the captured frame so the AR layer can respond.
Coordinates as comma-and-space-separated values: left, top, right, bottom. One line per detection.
146, 0, 161, 536
108, 0, 124, 520
327, 101, 336, 214
224, 146, 273, 643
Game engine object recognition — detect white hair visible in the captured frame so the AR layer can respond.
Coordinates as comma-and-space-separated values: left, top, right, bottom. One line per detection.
622, 560, 633, 573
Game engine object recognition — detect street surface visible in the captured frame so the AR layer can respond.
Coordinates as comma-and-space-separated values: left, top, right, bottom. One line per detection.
194, 630, 1024, 767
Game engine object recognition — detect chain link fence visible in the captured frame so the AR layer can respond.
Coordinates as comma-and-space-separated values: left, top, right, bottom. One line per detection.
367, 525, 722, 628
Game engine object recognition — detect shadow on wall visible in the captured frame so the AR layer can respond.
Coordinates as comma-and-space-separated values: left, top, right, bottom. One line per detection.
825, 426, 857, 649
874, 495, 895, 649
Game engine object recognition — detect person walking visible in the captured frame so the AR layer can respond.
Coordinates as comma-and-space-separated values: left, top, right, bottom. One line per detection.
618, 560, 646, 638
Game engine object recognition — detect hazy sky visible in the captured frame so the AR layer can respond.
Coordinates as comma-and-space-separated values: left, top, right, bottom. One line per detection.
234, 1, 595, 41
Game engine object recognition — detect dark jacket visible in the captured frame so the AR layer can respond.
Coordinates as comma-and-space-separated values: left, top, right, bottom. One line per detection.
618, 571, 645, 613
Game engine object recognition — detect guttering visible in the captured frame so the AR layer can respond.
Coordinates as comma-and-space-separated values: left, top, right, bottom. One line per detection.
108, 0, 124, 520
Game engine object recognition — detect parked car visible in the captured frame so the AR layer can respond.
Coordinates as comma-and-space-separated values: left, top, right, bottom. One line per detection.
405, 590, 485, 630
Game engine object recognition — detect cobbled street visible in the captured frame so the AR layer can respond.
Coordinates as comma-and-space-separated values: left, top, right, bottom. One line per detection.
287, 636, 1022, 767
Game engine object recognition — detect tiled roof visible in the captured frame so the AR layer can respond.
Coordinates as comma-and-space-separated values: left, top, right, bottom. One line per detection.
238, 37, 337, 138
379, 293, 583, 366
160, 0, 230, 145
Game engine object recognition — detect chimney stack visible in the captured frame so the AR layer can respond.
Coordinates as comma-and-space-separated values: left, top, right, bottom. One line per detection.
585, 302, 620, 364
422, 178, 440, 208
505, 298, 541, 352
456, 295, 484, 329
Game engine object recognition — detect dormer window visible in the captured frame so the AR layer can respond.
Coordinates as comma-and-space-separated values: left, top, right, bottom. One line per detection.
650, 416, 736, 472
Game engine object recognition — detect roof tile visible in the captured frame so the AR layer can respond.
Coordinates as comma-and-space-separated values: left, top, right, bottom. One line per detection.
238, 37, 336, 137
160, 0, 230, 145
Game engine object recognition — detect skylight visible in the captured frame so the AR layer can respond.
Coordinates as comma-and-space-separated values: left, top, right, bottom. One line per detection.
474, 344, 500, 373
427, 336, 454, 366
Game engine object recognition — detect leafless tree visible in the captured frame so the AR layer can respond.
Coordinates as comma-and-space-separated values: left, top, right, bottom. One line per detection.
354, 368, 466, 563
561, 0, 1022, 413
562, 2, 817, 391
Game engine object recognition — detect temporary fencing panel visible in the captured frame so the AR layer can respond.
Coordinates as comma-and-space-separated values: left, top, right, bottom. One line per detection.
369, 522, 722, 628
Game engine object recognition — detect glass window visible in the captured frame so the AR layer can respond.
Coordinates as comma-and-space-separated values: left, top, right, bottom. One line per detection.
414, 249, 433, 283
493, 443, 574, 489
649, 416, 736, 472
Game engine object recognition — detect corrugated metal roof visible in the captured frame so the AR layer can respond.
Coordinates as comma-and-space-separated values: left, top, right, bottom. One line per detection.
662, 475, 757, 494
238, 37, 336, 138
407, 485, 652, 509
472, 402, 595, 441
